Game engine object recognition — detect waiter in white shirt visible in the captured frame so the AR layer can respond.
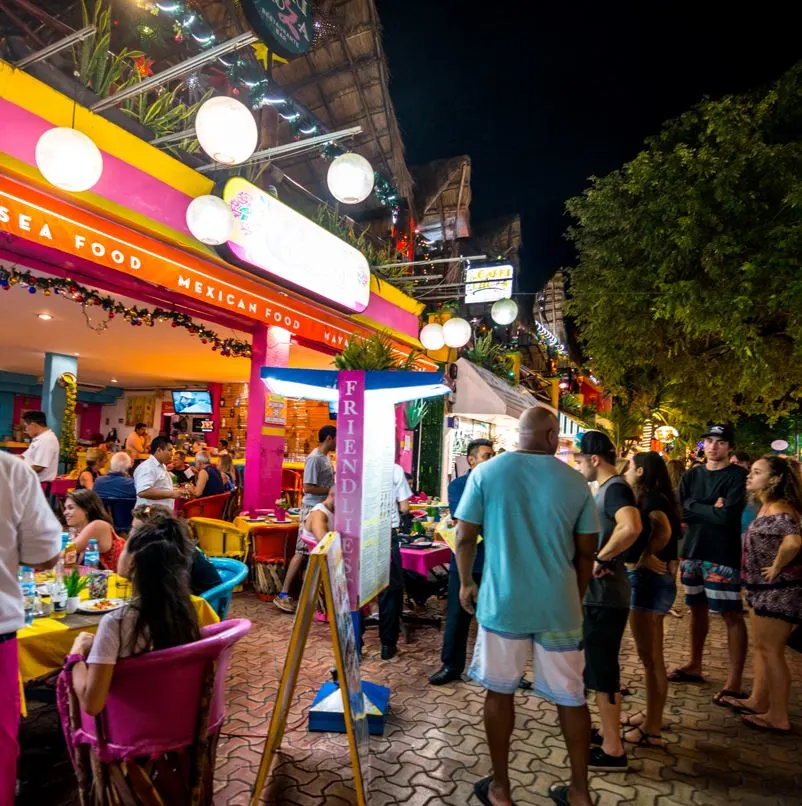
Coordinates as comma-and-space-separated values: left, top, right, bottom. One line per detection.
133, 437, 187, 510
22, 411, 60, 494
0, 451, 62, 801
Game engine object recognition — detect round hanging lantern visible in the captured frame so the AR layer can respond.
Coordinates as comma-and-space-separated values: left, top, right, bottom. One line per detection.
654, 425, 679, 443
326, 152, 374, 204
419, 322, 445, 351
491, 298, 519, 325
35, 128, 103, 193
195, 96, 258, 165
186, 195, 234, 245
442, 317, 472, 349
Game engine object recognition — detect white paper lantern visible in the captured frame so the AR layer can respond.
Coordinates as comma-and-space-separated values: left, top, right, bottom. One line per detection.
35, 128, 103, 193
186, 195, 234, 245
327, 152, 374, 204
195, 96, 258, 165
491, 298, 519, 325
443, 317, 472, 348
419, 322, 445, 351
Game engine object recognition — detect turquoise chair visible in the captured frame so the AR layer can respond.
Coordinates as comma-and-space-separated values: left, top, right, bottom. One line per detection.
201, 557, 248, 619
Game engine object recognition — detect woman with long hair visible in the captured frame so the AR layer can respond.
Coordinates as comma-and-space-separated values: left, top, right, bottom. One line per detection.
66, 516, 201, 715
622, 451, 682, 747
75, 448, 106, 491
63, 489, 126, 573
218, 454, 236, 491
721, 456, 802, 732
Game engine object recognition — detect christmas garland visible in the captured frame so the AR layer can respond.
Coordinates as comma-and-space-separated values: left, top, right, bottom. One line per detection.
59, 372, 78, 466
0, 267, 252, 358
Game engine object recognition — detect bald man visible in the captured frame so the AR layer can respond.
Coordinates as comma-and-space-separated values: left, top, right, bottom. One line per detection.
455, 407, 599, 806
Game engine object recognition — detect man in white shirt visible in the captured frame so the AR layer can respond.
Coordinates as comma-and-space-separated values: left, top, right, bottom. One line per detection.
0, 451, 62, 802
22, 410, 60, 484
133, 437, 185, 510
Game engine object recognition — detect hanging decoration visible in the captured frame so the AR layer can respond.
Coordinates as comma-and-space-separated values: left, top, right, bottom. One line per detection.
133, 54, 155, 77
195, 96, 258, 165
186, 194, 234, 245
419, 322, 445, 351
35, 128, 104, 193
442, 317, 472, 349
327, 152, 375, 205
491, 298, 519, 326
58, 372, 78, 466
0, 266, 252, 358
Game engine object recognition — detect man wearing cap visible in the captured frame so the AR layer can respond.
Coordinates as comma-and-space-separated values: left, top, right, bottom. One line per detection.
669, 424, 748, 705
574, 431, 642, 772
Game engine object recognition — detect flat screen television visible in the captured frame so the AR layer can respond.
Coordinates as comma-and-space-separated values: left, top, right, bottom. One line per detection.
171, 390, 213, 414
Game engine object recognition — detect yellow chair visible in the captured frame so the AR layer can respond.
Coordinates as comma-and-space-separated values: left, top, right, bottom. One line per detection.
189, 518, 249, 563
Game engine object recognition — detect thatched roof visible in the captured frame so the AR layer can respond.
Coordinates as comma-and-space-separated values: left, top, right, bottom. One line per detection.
473, 215, 522, 270
411, 155, 472, 243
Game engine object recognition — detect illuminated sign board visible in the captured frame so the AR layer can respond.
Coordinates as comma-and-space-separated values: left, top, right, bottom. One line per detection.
222, 177, 371, 314
464, 264, 514, 303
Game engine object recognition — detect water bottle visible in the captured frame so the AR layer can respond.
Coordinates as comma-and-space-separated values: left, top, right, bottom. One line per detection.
19, 566, 36, 626
51, 559, 67, 617
84, 539, 100, 569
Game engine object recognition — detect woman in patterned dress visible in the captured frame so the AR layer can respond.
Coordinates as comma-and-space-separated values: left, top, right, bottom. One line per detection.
722, 456, 802, 732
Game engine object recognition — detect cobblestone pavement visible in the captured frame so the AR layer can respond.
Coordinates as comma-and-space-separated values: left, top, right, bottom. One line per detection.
18, 592, 802, 805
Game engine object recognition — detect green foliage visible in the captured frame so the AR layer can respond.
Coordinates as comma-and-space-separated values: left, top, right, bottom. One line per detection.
462, 333, 514, 382
73, 1, 143, 97
597, 403, 644, 456
566, 61, 802, 422
65, 567, 90, 598
404, 399, 429, 430
121, 83, 211, 146
333, 332, 420, 371
734, 413, 800, 457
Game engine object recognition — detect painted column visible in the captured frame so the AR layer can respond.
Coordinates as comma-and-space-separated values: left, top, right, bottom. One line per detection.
41, 352, 77, 440
243, 327, 290, 512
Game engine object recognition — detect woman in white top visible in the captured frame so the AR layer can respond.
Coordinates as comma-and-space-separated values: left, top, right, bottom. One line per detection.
301, 487, 335, 545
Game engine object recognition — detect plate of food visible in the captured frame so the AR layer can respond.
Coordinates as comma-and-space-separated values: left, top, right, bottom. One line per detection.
405, 540, 434, 550
78, 598, 125, 614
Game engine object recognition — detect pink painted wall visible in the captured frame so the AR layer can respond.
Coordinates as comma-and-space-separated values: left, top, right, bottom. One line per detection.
77, 402, 102, 441
13, 394, 42, 429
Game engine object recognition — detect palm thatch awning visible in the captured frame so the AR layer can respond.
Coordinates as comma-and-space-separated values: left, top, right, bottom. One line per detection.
411, 155, 472, 244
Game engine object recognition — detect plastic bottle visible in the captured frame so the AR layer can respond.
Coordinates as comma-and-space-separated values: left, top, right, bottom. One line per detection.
84, 539, 100, 569
51, 559, 67, 618
63, 532, 78, 572
19, 566, 36, 627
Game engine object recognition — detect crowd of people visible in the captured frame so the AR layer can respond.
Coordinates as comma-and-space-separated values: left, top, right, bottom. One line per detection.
449, 413, 801, 806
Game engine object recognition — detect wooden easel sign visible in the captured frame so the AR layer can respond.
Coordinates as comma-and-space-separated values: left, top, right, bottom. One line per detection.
250, 532, 370, 806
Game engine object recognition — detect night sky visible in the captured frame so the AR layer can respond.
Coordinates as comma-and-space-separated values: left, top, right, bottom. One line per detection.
377, 2, 801, 292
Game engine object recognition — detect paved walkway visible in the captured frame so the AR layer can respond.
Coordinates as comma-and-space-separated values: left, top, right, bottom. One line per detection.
17, 592, 802, 805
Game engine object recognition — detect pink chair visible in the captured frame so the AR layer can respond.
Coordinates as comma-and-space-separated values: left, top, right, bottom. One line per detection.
58, 618, 251, 805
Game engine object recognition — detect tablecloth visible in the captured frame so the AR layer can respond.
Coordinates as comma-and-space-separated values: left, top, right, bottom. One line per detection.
400, 544, 452, 576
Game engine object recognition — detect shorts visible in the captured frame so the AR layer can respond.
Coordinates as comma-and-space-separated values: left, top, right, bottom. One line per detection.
583, 605, 629, 695
681, 559, 742, 614
468, 625, 585, 706
294, 503, 315, 556
627, 568, 677, 614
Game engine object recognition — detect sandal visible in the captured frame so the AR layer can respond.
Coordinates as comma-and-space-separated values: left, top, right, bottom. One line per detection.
667, 669, 705, 683
741, 715, 791, 735
474, 776, 516, 805
716, 695, 756, 715
623, 726, 667, 749
547, 784, 571, 805
712, 689, 748, 708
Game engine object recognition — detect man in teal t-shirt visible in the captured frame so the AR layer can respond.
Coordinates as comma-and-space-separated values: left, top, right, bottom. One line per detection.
455, 407, 599, 806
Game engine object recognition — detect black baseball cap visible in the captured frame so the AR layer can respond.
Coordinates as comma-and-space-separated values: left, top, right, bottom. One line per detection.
701, 424, 735, 443
576, 431, 616, 460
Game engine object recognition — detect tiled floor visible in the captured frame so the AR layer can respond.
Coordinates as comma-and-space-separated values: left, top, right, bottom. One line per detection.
18, 592, 802, 805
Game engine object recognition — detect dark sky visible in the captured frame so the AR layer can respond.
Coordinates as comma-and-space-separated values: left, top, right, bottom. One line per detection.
376, 1, 801, 292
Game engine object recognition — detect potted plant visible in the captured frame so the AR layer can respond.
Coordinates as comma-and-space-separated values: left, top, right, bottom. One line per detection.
65, 567, 89, 614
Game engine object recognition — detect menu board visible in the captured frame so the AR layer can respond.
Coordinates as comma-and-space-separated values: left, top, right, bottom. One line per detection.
358, 393, 394, 605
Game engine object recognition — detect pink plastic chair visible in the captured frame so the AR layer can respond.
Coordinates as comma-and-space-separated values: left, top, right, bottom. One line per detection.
58, 618, 251, 805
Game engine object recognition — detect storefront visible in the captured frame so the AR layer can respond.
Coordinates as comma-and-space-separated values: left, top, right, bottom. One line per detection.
0, 62, 432, 509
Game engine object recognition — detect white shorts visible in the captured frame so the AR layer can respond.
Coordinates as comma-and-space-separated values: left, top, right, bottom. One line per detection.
468, 625, 586, 706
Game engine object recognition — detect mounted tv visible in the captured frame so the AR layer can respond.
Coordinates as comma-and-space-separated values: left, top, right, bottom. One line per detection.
171, 390, 213, 415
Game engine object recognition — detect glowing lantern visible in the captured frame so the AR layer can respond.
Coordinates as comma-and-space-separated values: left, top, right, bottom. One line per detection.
35, 128, 103, 193
195, 96, 258, 165
491, 298, 518, 325
419, 322, 445, 351
442, 317, 472, 348
186, 195, 234, 245
327, 152, 374, 204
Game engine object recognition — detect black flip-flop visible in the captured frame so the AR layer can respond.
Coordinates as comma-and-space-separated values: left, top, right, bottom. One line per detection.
712, 689, 748, 708
667, 669, 705, 684
548, 784, 571, 805
474, 776, 513, 806
742, 715, 792, 735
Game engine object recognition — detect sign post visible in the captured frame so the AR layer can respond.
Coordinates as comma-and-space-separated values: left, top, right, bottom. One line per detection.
250, 532, 369, 806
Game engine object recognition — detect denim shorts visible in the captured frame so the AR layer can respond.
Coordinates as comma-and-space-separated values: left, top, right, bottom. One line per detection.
627, 568, 677, 614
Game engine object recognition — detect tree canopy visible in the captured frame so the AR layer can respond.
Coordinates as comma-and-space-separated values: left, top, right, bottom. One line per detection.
566, 62, 802, 423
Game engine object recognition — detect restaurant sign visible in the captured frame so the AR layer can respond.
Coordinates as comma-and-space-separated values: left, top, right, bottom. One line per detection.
0, 174, 356, 348
464, 264, 514, 304
222, 177, 371, 314
241, 0, 313, 60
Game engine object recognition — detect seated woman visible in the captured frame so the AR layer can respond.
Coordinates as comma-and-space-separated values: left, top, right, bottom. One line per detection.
63, 489, 126, 573
75, 448, 106, 491
66, 517, 201, 715
192, 452, 226, 498
131, 506, 221, 596
218, 454, 236, 492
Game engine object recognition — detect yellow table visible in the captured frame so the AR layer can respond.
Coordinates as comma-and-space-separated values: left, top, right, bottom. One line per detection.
19, 577, 218, 687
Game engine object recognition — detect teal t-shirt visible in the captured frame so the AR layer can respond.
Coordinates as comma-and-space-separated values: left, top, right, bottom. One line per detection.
455, 452, 600, 635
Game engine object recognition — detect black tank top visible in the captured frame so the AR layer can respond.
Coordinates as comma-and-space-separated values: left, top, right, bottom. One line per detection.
200, 465, 226, 497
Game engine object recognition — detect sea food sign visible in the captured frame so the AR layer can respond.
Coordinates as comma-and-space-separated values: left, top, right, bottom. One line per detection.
241, 0, 313, 60
222, 177, 371, 314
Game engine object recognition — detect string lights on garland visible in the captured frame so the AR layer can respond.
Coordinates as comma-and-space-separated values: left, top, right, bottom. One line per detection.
133, 0, 402, 216
0, 267, 252, 359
